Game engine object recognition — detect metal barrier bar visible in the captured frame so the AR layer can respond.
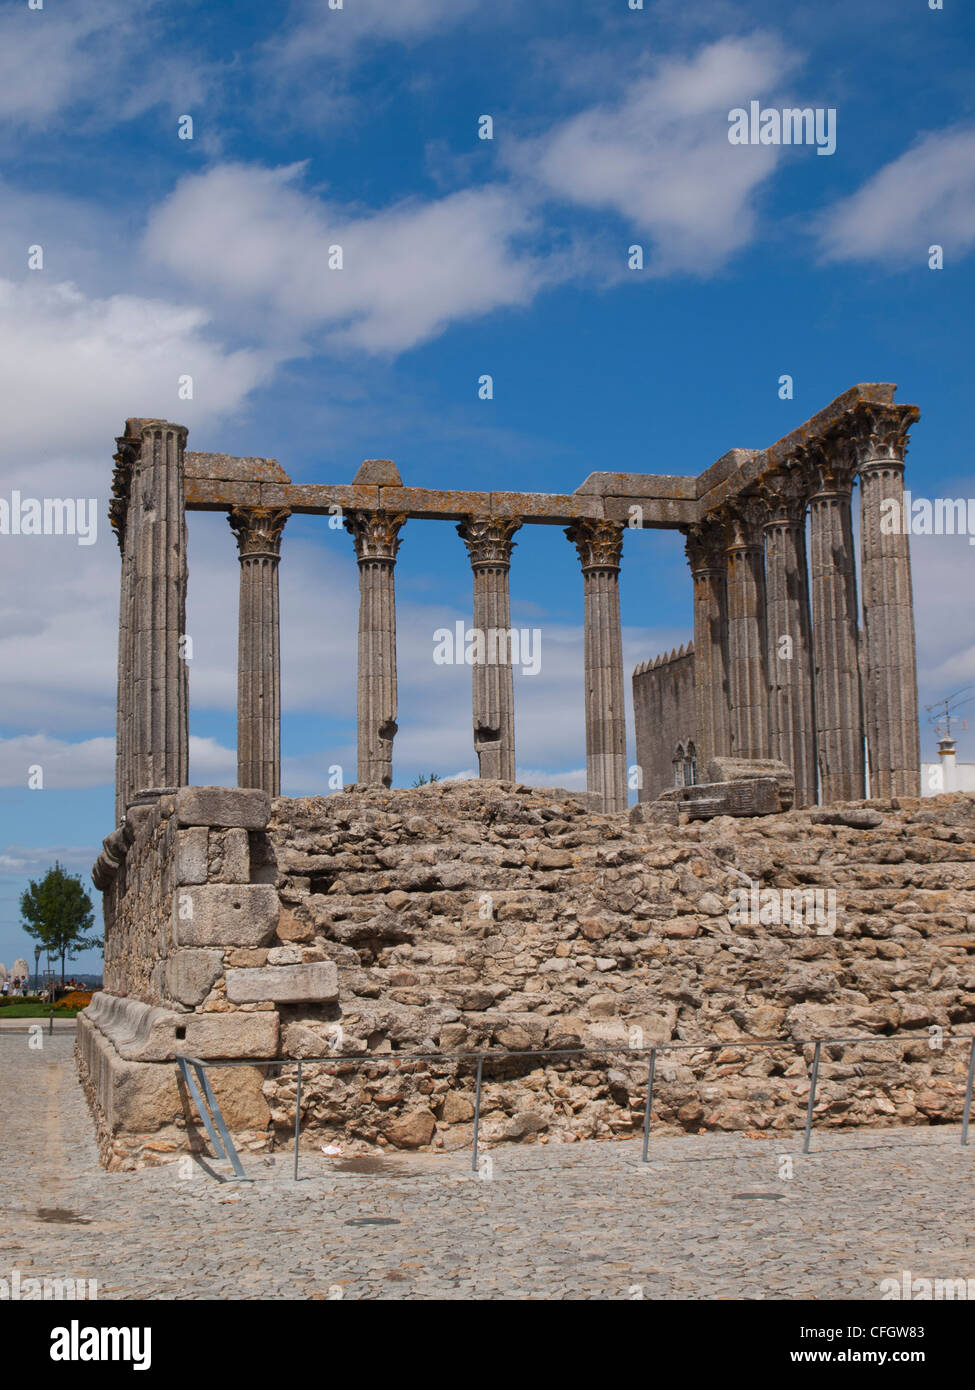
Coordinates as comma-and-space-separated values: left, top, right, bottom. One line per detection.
640, 1047, 657, 1163
962, 1037, 975, 1147
175, 1033, 975, 1181
803, 1040, 822, 1155
471, 1055, 484, 1174
293, 1060, 303, 1181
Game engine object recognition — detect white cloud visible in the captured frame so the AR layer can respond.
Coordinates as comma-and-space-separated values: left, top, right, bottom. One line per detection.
144, 163, 561, 353
509, 34, 796, 274
0, 278, 270, 458
817, 126, 975, 265
269, 0, 478, 66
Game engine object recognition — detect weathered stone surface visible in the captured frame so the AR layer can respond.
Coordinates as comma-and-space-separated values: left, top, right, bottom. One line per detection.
175, 827, 209, 886
385, 1109, 436, 1149
175, 786, 270, 830
704, 757, 795, 808
225, 962, 339, 1004
656, 777, 783, 818
172, 884, 279, 947
165, 949, 223, 1007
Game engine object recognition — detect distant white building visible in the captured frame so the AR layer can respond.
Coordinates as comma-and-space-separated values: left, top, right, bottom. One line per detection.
921, 735, 975, 796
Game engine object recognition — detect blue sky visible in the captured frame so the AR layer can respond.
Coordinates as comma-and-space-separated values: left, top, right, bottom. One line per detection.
1, 0, 974, 972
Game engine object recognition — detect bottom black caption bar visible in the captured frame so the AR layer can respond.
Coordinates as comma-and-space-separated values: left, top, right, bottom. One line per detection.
8, 1299, 968, 1373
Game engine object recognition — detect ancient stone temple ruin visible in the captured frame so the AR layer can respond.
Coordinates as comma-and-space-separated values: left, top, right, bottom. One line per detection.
79, 383, 975, 1170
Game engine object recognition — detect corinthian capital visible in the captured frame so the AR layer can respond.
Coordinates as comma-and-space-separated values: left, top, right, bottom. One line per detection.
682, 517, 728, 573
849, 402, 920, 475
721, 496, 767, 549
756, 465, 808, 527
229, 506, 291, 559
565, 518, 624, 572
456, 515, 521, 569
794, 436, 857, 498
344, 509, 407, 563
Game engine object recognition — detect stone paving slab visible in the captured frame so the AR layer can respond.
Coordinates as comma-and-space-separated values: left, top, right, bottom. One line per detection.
1, 1036, 972, 1301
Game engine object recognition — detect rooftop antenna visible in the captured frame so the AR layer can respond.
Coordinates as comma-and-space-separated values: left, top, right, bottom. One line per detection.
924, 685, 975, 743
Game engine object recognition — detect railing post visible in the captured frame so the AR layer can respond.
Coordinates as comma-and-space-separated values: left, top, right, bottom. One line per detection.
641, 1047, 657, 1164
293, 1060, 303, 1181
803, 1040, 822, 1155
961, 1037, 975, 1147
471, 1055, 484, 1174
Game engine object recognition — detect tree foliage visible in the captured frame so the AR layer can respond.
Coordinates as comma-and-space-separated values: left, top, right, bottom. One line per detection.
20, 863, 100, 985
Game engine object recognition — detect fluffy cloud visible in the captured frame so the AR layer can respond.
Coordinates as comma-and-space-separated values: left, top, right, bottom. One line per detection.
817, 126, 975, 265
268, 0, 479, 66
0, 278, 270, 459
508, 34, 796, 274
144, 163, 559, 353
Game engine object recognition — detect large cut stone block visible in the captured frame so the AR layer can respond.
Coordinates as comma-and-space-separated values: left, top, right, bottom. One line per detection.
655, 777, 783, 819
165, 949, 224, 1007
180, 1011, 279, 1059
175, 827, 209, 886
175, 786, 270, 830
704, 757, 795, 809
225, 961, 339, 1005
172, 884, 279, 947
82, 991, 278, 1060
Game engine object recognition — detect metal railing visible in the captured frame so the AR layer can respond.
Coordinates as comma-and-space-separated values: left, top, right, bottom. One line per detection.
176, 1031, 975, 1181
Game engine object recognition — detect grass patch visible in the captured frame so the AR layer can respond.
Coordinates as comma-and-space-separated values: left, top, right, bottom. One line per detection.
0, 1002, 82, 1018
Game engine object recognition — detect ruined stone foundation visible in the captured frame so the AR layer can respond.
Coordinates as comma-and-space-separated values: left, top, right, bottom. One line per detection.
79, 783, 975, 1169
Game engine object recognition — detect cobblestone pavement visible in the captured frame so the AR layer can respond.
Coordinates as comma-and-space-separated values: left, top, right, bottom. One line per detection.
1, 1035, 971, 1300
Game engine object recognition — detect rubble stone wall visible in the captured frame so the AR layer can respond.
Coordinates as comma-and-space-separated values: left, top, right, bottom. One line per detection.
81, 782, 975, 1168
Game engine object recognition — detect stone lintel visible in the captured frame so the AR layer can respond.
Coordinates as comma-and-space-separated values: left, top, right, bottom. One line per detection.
225, 962, 339, 1004
175, 786, 270, 829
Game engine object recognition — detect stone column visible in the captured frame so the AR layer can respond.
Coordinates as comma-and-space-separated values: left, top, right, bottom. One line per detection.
853, 402, 921, 798
758, 470, 817, 806
565, 519, 627, 813
802, 440, 865, 803
228, 506, 290, 795
723, 498, 769, 760
112, 418, 189, 811
457, 515, 521, 781
682, 519, 731, 769
345, 510, 407, 788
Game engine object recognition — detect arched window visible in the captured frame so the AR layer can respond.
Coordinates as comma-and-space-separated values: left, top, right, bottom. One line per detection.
684, 741, 698, 787
672, 743, 686, 787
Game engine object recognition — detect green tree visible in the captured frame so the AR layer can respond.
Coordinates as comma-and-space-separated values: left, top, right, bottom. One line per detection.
20, 863, 101, 987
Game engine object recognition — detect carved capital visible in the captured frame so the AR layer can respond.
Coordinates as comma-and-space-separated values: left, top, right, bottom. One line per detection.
109, 434, 139, 554
849, 402, 920, 476
795, 436, 857, 499
565, 518, 624, 573
456, 515, 521, 569
229, 506, 291, 560
756, 465, 808, 527
344, 509, 407, 563
682, 518, 728, 574
721, 496, 767, 550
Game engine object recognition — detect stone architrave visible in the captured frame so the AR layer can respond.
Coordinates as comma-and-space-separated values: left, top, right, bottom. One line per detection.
456, 516, 522, 780
565, 519, 627, 813
345, 510, 407, 787
722, 498, 769, 761
228, 506, 290, 796
682, 519, 731, 768
758, 468, 817, 807
852, 402, 922, 797
800, 440, 865, 802
111, 419, 189, 816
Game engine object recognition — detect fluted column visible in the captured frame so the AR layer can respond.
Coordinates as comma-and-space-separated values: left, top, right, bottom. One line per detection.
112, 419, 189, 811
758, 470, 817, 806
457, 515, 521, 780
566, 519, 627, 812
345, 511, 407, 787
853, 402, 921, 797
802, 441, 865, 802
683, 519, 731, 768
723, 498, 769, 760
229, 507, 290, 795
